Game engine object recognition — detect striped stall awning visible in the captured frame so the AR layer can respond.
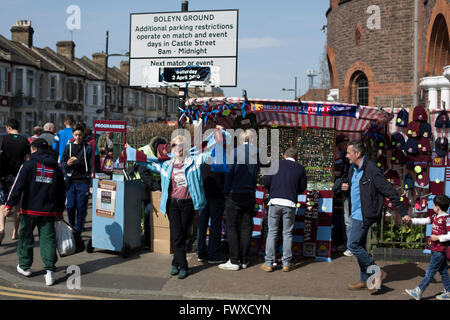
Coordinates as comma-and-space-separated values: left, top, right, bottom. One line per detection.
187, 97, 389, 133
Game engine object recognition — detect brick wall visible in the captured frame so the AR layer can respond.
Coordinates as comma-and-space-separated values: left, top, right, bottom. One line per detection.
300, 89, 329, 102
326, 0, 448, 107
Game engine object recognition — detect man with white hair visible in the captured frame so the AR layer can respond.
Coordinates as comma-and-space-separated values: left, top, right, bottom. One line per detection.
39, 123, 56, 146
39, 123, 58, 160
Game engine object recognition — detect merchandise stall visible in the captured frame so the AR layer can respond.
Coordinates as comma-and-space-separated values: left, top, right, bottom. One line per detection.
87, 120, 143, 258
382, 106, 450, 253
182, 97, 390, 262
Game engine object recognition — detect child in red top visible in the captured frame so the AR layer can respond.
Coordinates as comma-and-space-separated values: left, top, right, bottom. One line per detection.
405, 194, 450, 300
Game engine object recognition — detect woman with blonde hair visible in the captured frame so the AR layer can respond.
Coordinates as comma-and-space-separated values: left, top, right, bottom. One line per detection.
127, 125, 228, 279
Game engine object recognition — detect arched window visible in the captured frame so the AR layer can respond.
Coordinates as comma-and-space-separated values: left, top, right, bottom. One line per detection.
350, 71, 369, 105
428, 14, 450, 76
356, 74, 369, 105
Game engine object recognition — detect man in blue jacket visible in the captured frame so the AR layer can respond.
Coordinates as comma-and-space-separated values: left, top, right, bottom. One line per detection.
5, 138, 65, 286
53, 115, 74, 162
262, 147, 307, 272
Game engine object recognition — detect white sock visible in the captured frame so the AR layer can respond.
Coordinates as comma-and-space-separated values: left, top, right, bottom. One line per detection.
46, 270, 53, 276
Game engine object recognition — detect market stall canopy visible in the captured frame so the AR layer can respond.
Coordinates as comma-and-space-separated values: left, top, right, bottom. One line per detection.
184, 97, 391, 133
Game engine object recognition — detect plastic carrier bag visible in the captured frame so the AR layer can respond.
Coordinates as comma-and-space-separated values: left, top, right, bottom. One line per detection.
56, 220, 76, 257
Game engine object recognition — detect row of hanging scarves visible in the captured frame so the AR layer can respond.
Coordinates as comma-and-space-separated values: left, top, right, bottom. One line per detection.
179, 101, 247, 126
180, 98, 392, 129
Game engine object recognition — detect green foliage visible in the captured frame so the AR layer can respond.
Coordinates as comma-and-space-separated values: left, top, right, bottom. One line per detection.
376, 221, 425, 249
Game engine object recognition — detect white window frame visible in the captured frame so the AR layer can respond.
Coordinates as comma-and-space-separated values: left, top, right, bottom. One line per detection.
15, 67, 23, 95
93, 84, 98, 105
26, 69, 34, 97
49, 75, 57, 100
149, 94, 155, 111
0, 67, 7, 95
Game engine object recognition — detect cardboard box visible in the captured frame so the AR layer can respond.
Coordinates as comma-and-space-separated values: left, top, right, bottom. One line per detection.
150, 226, 173, 254
150, 192, 170, 228
151, 238, 174, 254
152, 225, 171, 240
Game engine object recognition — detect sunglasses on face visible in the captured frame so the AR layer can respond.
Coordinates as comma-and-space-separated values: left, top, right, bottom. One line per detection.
171, 143, 183, 148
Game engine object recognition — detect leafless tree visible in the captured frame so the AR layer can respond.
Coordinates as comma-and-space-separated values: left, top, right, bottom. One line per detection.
318, 45, 330, 89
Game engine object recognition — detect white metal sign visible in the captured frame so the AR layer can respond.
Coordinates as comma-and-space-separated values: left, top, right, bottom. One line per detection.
129, 9, 238, 87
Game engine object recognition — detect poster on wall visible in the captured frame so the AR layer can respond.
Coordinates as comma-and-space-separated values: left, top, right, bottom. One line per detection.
96, 181, 117, 218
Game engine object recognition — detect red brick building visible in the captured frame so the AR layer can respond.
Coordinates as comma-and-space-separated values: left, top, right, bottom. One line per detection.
325, 0, 450, 108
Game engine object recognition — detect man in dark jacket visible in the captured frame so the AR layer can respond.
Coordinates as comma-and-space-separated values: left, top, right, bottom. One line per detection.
219, 130, 260, 271
197, 163, 226, 263
61, 125, 93, 239
342, 140, 410, 292
262, 147, 307, 272
0, 118, 31, 244
4, 138, 65, 286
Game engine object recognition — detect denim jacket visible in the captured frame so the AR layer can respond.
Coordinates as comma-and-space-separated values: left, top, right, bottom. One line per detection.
136, 130, 229, 214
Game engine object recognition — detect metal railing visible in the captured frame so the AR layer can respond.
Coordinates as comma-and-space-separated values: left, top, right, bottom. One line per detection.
371, 209, 427, 250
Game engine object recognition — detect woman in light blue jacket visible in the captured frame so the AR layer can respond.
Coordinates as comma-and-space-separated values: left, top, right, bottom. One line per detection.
131, 126, 228, 279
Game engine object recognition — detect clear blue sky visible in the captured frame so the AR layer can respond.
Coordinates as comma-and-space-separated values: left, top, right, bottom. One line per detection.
0, 0, 329, 99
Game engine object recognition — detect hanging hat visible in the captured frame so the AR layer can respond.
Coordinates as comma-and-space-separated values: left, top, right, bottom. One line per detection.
413, 105, 427, 122
404, 138, 419, 155
376, 155, 388, 170
385, 169, 401, 186
435, 110, 450, 129
400, 195, 410, 209
419, 122, 432, 139
391, 133, 406, 149
414, 196, 428, 212
396, 109, 409, 127
403, 173, 414, 191
391, 149, 408, 165
415, 169, 430, 189
378, 134, 391, 150
336, 134, 349, 145
435, 137, 449, 157
417, 137, 431, 153
406, 121, 420, 138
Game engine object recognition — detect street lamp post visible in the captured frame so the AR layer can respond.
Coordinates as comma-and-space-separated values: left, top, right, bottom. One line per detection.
282, 76, 298, 100
104, 30, 109, 120
178, 0, 189, 128
104, 30, 129, 120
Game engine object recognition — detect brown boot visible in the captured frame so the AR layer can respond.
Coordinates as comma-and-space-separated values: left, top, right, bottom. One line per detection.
260, 264, 273, 272
348, 281, 367, 290
282, 265, 295, 272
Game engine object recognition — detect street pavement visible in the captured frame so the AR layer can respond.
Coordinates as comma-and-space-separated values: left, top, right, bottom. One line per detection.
0, 206, 447, 301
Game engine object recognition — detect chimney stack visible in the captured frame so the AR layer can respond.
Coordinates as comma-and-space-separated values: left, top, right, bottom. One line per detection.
11, 20, 34, 47
56, 41, 75, 60
120, 60, 129, 75
92, 52, 107, 66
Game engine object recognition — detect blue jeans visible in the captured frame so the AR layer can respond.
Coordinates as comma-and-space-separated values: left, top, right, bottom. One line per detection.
264, 205, 296, 267
419, 250, 450, 293
347, 218, 376, 282
197, 199, 225, 260
343, 198, 352, 246
66, 181, 90, 234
